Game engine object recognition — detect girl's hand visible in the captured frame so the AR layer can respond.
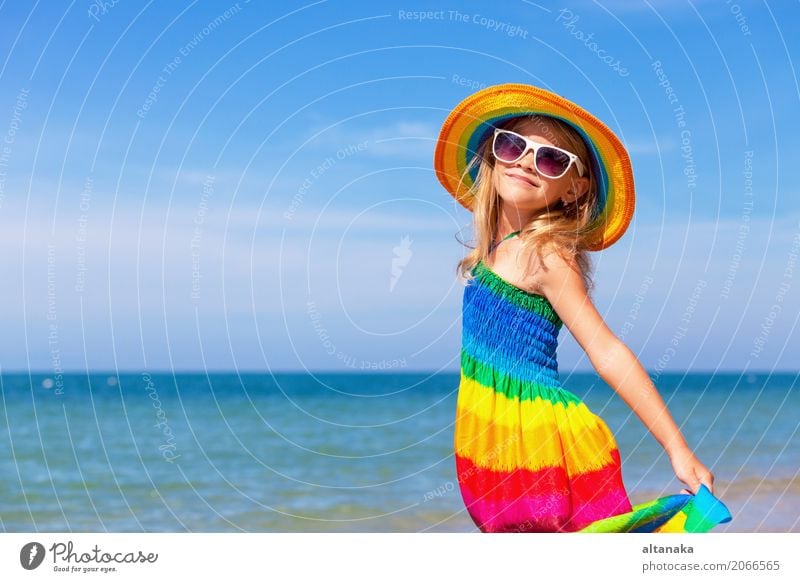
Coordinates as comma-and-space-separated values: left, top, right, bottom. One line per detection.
667, 446, 715, 496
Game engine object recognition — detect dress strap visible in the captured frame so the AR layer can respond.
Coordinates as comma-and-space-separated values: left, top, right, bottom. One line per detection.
489, 230, 522, 253
502, 230, 521, 242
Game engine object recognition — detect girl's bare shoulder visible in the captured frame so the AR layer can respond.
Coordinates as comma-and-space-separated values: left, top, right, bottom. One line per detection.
514, 243, 575, 290
520, 244, 586, 297
484, 242, 553, 296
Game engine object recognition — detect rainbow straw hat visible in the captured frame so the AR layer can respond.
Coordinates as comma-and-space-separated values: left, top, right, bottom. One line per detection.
433, 83, 635, 251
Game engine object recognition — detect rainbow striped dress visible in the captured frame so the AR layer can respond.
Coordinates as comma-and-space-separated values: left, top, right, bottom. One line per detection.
454, 259, 733, 533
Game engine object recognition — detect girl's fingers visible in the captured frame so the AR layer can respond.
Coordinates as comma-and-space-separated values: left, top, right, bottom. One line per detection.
700, 477, 714, 495
697, 468, 714, 494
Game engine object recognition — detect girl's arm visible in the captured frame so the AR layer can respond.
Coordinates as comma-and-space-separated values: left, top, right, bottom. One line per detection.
536, 251, 715, 494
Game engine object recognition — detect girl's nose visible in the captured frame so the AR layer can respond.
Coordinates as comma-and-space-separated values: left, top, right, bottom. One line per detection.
516, 148, 538, 172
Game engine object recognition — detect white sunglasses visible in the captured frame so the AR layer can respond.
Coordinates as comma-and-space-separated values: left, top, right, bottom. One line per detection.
492, 128, 586, 179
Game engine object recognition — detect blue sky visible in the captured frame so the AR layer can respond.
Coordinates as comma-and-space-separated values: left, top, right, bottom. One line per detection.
0, 0, 797, 373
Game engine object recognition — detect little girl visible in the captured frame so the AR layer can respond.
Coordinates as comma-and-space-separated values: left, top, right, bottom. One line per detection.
434, 83, 732, 533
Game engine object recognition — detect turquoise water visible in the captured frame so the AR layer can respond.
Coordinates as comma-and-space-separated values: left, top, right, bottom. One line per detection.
0, 372, 797, 532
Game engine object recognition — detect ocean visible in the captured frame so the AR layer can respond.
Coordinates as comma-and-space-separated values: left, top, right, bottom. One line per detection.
0, 371, 797, 532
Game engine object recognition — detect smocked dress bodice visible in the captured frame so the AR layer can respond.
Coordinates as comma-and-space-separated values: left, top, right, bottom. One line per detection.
462, 259, 563, 385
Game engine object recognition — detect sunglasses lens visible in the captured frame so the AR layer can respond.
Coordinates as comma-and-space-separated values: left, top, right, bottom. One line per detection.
494, 132, 526, 162
536, 147, 571, 177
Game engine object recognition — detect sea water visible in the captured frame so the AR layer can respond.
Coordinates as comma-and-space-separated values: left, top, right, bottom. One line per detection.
0, 371, 796, 532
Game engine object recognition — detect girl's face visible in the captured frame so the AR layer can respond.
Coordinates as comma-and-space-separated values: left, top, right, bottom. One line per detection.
490, 118, 590, 216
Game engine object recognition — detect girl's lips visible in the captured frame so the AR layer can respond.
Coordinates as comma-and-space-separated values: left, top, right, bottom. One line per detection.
507, 173, 537, 187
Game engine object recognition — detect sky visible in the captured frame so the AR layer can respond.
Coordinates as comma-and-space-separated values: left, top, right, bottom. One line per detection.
0, 0, 797, 373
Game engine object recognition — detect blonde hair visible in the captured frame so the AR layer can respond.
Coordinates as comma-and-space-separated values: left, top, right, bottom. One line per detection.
455, 114, 601, 295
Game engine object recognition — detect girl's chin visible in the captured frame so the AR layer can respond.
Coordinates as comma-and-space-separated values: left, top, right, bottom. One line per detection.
497, 195, 539, 210
499, 185, 538, 199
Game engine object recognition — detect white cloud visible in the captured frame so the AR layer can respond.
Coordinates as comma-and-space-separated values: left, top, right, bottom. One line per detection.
303, 119, 438, 160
